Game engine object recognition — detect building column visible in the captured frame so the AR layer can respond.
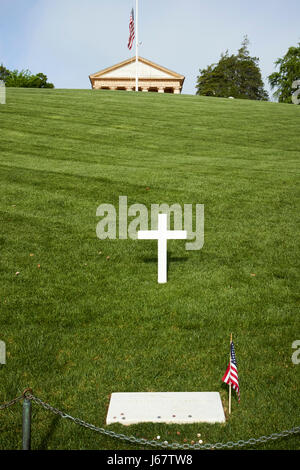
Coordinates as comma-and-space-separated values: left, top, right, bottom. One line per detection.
174, 88, 181, 94
142, 88, 148, 92
158, 88, 164, 93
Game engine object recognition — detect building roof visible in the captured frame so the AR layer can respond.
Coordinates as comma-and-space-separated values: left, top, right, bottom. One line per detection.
89, 57, 185, 85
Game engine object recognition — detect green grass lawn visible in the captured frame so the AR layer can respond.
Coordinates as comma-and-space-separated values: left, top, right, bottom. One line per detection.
0, 88, 299, 450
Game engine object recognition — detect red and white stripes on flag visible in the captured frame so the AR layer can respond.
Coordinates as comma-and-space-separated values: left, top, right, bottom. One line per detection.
128, 8, 135, 50
222, 341, 240, 402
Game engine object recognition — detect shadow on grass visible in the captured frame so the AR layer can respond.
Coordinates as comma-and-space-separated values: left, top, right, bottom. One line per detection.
142, 251, 188, 275
37, 415, 60, 450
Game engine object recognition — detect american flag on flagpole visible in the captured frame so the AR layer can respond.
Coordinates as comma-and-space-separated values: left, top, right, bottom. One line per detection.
222, 341, 240, 402
128, 8, 135, 50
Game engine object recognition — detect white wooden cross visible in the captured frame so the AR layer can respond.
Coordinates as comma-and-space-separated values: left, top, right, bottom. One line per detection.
138, 213, 187, 283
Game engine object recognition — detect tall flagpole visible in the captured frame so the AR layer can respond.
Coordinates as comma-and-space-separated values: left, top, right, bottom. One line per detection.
135, 0, 139, 92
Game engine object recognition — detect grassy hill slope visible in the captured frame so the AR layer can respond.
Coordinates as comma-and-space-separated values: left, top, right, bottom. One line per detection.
0, 88, 299, 450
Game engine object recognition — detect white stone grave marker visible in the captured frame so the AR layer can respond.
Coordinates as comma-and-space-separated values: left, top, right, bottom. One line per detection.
106, 392, 225, 425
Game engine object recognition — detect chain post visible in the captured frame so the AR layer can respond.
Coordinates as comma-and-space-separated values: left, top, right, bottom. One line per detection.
22, 396, 32, 450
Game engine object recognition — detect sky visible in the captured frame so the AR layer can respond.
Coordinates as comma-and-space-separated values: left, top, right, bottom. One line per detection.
1, 0, 299, 97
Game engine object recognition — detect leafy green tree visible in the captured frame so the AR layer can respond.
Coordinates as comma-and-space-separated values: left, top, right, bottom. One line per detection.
28, 73, 54, 88
268, 43, 300, 103
4, 69, 31, 87
0, 64, 11, 82
196, 37, 268, 101
1, 66, 54, 88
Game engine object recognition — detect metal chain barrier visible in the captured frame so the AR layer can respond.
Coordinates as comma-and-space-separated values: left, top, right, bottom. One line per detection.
1, 391, 299, 450
0, 395, 24, 410
0, 388, 33, 411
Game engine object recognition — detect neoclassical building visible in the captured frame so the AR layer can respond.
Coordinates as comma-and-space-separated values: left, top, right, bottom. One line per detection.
89, 57, 185, 94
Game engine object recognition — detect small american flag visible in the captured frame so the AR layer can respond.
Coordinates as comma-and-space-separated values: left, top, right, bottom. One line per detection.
222, 341, 240, 402
128, 8, 135, 50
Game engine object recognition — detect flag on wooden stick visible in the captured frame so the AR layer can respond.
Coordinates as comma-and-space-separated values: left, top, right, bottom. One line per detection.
128, 8, 135, 50
222, 335, 240, 407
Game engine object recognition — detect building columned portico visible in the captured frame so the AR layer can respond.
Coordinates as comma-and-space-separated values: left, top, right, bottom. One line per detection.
89, 57, 185, 94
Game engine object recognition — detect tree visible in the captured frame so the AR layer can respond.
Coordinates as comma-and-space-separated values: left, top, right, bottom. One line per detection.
28, 73, 55, 89
196, 37, 269, 101
0, 66, 54, 88
268, 43, 300, 103
0, 64, 11, 82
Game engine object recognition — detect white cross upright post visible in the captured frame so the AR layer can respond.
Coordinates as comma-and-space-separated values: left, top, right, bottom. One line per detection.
138, 213, 187, 284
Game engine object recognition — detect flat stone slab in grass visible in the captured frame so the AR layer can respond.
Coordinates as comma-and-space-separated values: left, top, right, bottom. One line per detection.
106, 392, 225, 425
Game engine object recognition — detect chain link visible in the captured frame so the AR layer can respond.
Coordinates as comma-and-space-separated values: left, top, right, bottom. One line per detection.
1, 392, 299, 449
0, 395, 24, 410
